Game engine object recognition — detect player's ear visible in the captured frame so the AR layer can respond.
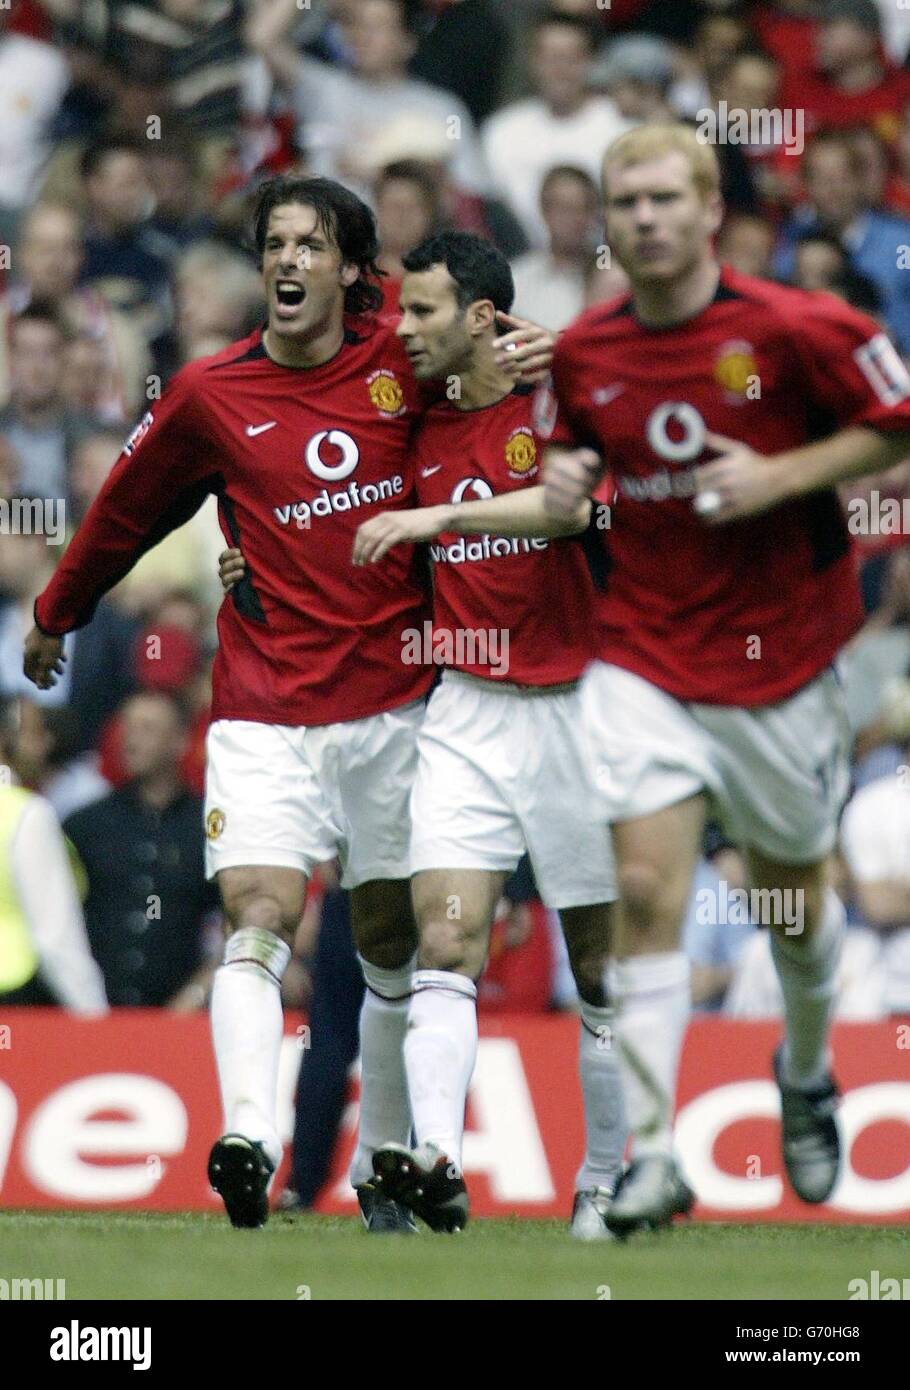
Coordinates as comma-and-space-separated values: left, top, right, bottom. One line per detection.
339, 262, 360, 290
469, 299, 496, 336
705, 192, 724, 237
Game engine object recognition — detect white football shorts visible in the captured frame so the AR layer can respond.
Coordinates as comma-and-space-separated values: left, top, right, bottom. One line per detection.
204, 699, 425, 887
579, 660, 852, 864
409, 670, 616, 908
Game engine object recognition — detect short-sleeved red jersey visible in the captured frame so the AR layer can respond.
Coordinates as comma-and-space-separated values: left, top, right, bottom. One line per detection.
540, 266, 910, 706
415, 385, 595, 686
36, 320, 435, 727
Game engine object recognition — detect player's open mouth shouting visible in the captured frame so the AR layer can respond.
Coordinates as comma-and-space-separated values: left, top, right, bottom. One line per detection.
273, 279, 307, 319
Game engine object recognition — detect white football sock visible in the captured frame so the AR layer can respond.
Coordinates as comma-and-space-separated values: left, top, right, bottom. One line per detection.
575, 999, 627, 1194
771, 887, 844, 1092
210, 927, 290, 1172
349, 953, 415, 1190
613, 951, 691, 1161
404, 969, 477, 1171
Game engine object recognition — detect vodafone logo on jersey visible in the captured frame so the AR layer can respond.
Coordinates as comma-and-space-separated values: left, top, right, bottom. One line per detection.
451, 477, 494, 503
646, 401, 707, 462
305, 429, 359, 481
614, 401, 708, 503
273, 428, 404, 528
430, 477, 549, 563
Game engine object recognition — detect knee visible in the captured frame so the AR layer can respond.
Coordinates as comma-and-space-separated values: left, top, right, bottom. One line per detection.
225, 892, 298, 947
568, 948, 608, 1007
617, 860, 669, 927
417, 914, 481, 975
353, 904, 417, 971
359, 929, 417, 972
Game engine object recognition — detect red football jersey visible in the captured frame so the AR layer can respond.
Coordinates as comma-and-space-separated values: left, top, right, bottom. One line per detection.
415, 385, 595, 686
541, 266, 910, 706
36, 321, 435, 726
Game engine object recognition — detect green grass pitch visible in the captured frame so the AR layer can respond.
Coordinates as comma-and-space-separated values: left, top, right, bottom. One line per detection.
2, 1212, 908, 1300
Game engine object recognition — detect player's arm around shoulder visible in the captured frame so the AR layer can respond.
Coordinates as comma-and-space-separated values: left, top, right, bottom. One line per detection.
352, 489, 591, 567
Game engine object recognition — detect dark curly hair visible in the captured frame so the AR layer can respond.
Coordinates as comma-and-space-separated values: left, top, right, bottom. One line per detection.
403, 230, 514, 314
251, 175, 385, 317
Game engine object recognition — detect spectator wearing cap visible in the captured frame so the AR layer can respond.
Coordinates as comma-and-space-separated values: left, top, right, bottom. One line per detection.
64, 689, 218, 1007
482, 9, 631, 249
780, 0, 910, 149
250, 0, 489, 208
590, 33, 678, 123
510, 166, 602, 331
774, 129, 910, 351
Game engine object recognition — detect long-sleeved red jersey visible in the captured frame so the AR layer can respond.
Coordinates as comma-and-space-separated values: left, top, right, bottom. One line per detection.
36, 320, 435, 727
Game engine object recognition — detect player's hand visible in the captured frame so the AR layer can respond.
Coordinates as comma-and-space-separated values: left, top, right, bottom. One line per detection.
543, 447, 603, 519
493, 312, 555, 383
353, 507, 451, 566
694, 432, 790, 523
218, 547, 246, 592
23, 626, 66, 690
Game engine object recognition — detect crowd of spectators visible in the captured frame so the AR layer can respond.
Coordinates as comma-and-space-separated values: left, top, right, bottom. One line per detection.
0, 0, 909, 1026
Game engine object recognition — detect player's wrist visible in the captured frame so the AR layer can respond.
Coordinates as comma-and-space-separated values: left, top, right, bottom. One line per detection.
32, 601, 65, 640
766, 453, 801, 503
435, 503, 457, 534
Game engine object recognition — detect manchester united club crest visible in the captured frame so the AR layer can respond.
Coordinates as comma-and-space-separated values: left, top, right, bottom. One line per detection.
367, 369, 406, 417
505, 427, 538, 479
714, 340, 758, 402
206, 808, 226, 841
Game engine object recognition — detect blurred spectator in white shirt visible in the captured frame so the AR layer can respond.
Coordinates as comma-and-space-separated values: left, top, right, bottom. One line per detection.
725, 918, 889, 1019
251, 0, 489, 206
0, 16, 70, 249
840, 695, 910, 1014
511, 165, 601, 331
482, 9, 631, 249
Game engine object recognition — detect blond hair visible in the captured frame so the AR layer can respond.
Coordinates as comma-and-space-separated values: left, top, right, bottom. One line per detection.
602, 123, 721, 201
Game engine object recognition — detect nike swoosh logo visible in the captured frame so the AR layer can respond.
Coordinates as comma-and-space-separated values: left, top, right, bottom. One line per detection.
421, 465, 442, 477
246, 422, 277, 437
593, 384, 625, 406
